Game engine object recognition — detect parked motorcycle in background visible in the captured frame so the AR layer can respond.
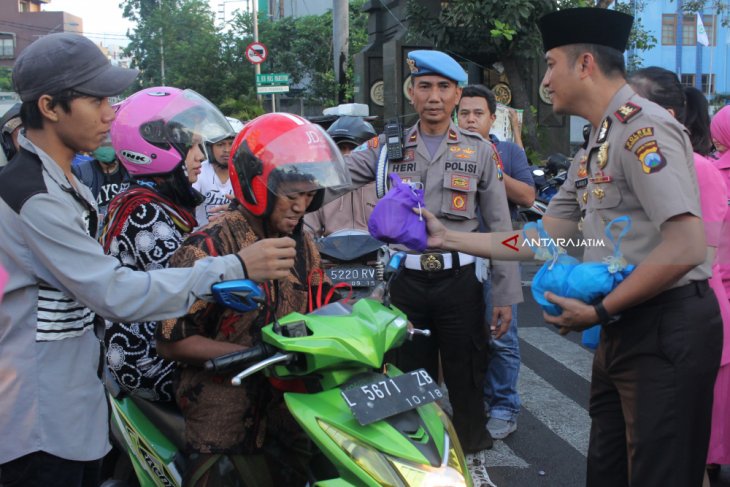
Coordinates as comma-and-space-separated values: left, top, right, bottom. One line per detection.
517, 153, 570, 223
316, 229, 390, 300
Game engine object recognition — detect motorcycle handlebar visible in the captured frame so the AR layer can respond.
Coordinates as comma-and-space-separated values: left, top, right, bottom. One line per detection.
204, 343, 277, 373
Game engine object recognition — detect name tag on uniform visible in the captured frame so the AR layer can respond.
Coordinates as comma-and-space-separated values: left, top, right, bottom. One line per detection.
575, 177, 588, 189
589, 175, 613, 184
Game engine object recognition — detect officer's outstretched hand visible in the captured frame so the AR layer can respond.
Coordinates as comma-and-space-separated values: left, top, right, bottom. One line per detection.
237, 237, 296, 282
542, 291, 599, 334
416, 208, 447, 249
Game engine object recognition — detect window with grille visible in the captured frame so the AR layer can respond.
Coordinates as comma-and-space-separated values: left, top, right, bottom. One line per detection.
680, 73, 715, 94
0, 37, 14, 59
661, 13, 715, 46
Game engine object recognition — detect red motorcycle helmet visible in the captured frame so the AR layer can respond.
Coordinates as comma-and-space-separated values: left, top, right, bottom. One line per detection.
229, 113, 351, 217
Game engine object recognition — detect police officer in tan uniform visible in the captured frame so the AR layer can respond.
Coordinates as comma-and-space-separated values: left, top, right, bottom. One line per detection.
342, 50, 522, 453
416, 8, 721, 486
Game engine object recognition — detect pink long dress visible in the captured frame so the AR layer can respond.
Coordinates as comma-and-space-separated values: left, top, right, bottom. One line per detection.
711, 106, 730, 301
0, 264, 6, 305
696, 153, 730, 464
713, 153, 730, 302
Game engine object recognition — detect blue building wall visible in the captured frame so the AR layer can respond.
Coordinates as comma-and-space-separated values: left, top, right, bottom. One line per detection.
634, 0, 730, 97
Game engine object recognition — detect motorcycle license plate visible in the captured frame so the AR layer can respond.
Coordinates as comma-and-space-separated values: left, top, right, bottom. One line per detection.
341, 369, 443, 425
325, 265, 377, 288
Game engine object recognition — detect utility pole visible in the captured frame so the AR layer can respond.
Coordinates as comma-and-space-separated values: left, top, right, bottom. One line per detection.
333, 0, 348, 103
253, 0, 262, 105
160, 36, 166, 86
158, 0, 166, 86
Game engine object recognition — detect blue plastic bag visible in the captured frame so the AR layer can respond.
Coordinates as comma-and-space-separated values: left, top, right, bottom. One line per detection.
523, 216, 635, 317
523, 219, 580, 316
368, 173, 428, 251
582, 325, 601, 350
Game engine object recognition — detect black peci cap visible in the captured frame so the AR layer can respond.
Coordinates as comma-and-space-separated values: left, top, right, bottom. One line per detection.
538, 8, 634, 53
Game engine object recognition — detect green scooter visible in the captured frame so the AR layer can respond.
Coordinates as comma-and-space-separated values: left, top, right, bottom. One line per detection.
103, 252, 473, 486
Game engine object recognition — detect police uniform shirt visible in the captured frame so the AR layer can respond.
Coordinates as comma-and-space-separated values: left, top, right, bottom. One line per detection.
345, 120, 523, 306
547, 84, 711, 287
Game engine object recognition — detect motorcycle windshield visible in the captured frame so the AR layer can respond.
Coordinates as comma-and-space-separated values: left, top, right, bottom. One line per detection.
318, 234, 385, 261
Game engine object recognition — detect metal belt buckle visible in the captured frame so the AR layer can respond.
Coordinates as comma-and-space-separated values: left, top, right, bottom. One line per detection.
420, 253, 444, 271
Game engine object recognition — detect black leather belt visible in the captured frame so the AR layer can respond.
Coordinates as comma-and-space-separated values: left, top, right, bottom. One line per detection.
639, 280, 709, 308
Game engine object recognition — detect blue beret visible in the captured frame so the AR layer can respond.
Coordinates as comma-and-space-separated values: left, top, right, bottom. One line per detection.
406, 50, 467, 85
539, 8, 633, 53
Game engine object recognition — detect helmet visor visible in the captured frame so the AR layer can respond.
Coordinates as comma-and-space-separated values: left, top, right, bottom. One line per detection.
261, 124, 352, 195
140, 89, 233, 148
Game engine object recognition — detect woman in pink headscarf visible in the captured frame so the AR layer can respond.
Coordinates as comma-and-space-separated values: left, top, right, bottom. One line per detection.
630, 69, 730, 481
711, 104, 730, 302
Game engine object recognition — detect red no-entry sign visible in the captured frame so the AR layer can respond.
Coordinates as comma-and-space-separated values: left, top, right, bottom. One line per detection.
245, 42, 268, 64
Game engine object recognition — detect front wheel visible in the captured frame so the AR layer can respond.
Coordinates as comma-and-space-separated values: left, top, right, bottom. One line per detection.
99, 447, 139, 487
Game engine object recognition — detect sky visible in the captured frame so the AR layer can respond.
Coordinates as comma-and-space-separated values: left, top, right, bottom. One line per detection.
43, 0, 134, 48
43, 0, 249, 48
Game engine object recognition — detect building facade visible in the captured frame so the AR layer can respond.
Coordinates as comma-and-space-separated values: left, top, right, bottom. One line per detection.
633, 0, 729, 98
0, 0, 82, 68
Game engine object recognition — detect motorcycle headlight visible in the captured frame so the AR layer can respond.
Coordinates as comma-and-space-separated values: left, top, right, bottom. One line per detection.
437, 408, 471, 483
319, 419, 403, 486
389, 456, 467, 486
318, 416, 471, 487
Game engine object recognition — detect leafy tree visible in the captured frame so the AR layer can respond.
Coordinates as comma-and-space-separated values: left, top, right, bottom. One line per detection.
406, 0, 656, 154
122, 0, 225, 102
122, 0, 368, 112
683, 0, 730, 27
614, 1, 657, 71
220, 0, 368, 107
0, 67, 12, 91
407, 0, 559, 152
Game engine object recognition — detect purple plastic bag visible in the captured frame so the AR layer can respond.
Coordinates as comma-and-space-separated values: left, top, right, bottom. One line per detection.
368, 173, 428, 251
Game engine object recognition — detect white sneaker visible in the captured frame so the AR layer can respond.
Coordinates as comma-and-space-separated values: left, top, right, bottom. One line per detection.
487, 417, 517, 440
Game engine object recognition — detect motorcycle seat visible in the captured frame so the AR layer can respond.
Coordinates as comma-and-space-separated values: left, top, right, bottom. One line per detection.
130, 395, 187, 450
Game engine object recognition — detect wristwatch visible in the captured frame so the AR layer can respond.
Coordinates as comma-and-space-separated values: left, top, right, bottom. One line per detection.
593, 300, 620, 326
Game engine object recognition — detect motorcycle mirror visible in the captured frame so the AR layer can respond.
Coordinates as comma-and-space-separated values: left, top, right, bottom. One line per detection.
532, 169, 545, 177
211, 280, 264, 313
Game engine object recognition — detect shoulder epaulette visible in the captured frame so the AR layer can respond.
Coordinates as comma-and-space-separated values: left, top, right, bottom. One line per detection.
614, 102, 642, 124
458, 128, 481, 140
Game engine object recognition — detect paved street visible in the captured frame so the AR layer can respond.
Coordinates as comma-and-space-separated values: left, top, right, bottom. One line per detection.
467, 265, 730, 487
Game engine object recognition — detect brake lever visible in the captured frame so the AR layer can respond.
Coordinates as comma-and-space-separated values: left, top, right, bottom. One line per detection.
407, 328, 431, 341
231, 352, 295, 386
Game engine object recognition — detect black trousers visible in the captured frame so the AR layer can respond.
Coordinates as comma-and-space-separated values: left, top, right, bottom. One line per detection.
0, 451, 101, 487
587, 280, 722, 487
390, 263, 491, 453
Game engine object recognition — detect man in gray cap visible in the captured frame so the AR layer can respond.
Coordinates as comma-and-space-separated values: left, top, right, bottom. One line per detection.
416, 8, 720, 487
0, 33, 296, 486
340, 49, 522, 454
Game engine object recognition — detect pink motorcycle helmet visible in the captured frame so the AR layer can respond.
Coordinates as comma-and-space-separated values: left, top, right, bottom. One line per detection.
111, 87, 233, 177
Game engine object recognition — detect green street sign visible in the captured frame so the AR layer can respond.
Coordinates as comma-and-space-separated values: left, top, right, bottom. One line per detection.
256, 73, 289, 86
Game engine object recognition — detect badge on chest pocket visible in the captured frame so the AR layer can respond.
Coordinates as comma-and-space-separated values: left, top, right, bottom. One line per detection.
441, 172, 476, 220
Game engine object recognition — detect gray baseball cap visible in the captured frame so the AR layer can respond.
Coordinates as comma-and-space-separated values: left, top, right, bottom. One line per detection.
12, 33, 138, 102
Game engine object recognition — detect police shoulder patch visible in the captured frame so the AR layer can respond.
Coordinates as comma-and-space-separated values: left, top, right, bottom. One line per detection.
624, 127, 655, 151
614, 102, 642, 124
367, 136, 379, 149
634, 140, 666, 174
